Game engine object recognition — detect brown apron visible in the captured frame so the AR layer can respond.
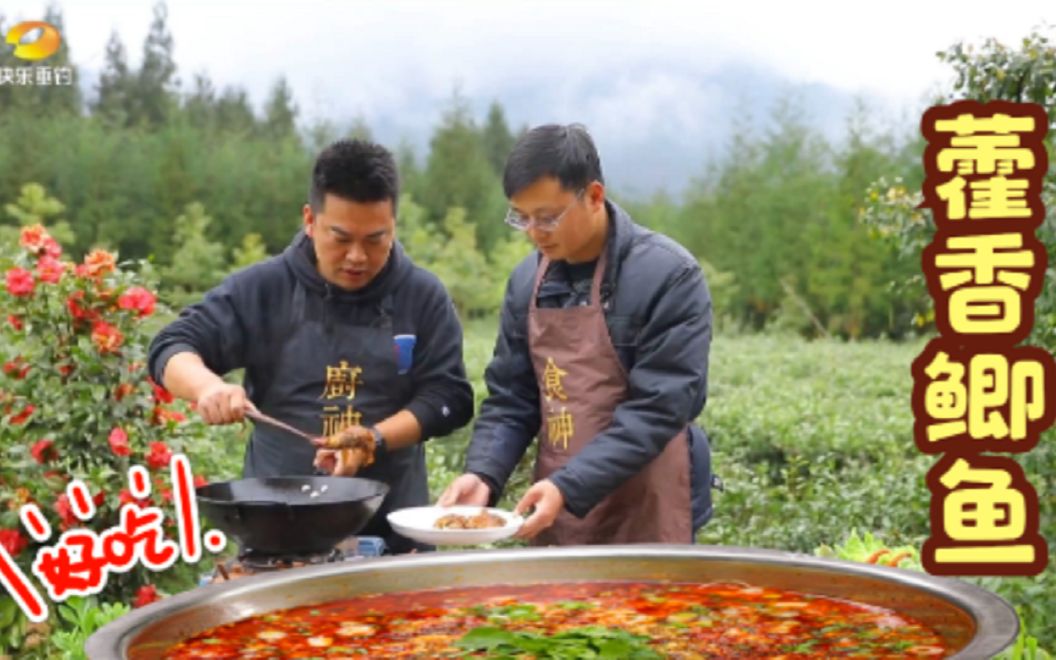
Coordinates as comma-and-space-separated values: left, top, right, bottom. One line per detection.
527, 246, 692, 545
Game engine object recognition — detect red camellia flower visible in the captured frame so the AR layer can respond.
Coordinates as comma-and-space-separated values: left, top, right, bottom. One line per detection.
91, 320, 124, 354
114, 383, 135, 401
10, 404, 35, 425
5, 268, 34, 297
149, 377, 175, 404
0, 529, 28, 558
35, 255, 65, 284
117, 286, 156, 318
7, 314, 23, 331
118, 489, 152, 507
153, 406, 186, 425
108, 427, 131, 457
66, 291, 95, 322
146, 441, 173, 470
19, 224, 49, 253
30, 438, 57, 464
134, 584, 160, 608
82, 249, 116, 279
93, 491, 106, 507
3, 357, 30, 380
54, 494, 76, 528
43, 237, 62, 259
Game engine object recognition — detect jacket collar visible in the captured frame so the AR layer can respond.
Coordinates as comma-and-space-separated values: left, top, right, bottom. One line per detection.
600, 199, 638, 298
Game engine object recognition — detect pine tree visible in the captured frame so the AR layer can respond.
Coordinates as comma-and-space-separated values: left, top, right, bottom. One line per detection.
162, 202, 227, 303
41, 6, 82, 114
213, 87, 257, 134
231, 232, 268, 271
481, 101, 515, 176
1, 183, 76, 248
261, 77, 297, 139
396, 140, 423, 201
421, 92, 508, 251
134, 1, 178, 127
183, 72, 216, 127
92, 31, 132, 124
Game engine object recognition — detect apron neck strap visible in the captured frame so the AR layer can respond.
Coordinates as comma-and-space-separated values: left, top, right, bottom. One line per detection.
531, 254, 550, 310
529, 242, 609, 310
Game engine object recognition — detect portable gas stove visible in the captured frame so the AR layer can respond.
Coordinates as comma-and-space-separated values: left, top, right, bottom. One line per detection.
202, 536, 386, 585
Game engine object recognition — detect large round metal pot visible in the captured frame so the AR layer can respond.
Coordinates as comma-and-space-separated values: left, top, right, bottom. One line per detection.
86, 545, 1017, 659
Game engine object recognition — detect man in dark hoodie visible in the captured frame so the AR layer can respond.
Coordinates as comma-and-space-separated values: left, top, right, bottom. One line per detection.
148, 139, 474, 554
438, 124, 714, 545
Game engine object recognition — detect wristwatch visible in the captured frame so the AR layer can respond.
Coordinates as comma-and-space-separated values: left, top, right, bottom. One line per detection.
369, 426, 387, 459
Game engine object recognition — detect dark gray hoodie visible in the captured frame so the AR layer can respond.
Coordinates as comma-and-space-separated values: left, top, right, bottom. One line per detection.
149, 231, 474, 552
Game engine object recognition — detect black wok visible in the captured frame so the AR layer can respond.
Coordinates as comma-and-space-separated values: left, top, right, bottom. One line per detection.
195, 476, 389, 556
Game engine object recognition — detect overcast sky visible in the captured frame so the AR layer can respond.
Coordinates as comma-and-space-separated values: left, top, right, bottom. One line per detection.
3, 1, 1054, 194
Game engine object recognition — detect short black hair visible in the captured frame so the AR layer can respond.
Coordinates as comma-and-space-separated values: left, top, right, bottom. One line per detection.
309, 138, 399, 214
502, 123, 604, 198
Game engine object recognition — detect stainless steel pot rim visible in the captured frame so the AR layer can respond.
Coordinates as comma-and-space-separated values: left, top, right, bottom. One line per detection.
86, 544, 1018, 660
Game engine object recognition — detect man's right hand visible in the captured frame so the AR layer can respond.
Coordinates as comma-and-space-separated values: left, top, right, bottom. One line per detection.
437, 473, 491, 507
163, 353, 252, 425
196, 382, 252, 425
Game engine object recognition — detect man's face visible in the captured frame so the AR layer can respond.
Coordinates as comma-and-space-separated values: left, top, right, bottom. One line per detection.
508, 176, 605, 263
303, 193, 395, 290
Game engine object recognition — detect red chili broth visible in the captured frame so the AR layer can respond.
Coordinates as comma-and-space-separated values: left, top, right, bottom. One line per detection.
164, 581, 950, 658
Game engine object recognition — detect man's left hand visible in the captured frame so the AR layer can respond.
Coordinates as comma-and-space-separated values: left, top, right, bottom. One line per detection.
513, 479, 564, 540
313, 447, 368, 476
313, 425, 375, 466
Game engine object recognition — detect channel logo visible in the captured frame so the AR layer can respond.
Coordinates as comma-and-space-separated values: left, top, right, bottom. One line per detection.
6, 21, 62, 61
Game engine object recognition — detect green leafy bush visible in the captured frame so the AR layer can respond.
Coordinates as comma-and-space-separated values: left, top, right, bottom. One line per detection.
0, 209, 243, 654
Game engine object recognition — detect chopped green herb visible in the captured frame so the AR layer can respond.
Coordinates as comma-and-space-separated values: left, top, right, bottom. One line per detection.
456, 625, 662, 659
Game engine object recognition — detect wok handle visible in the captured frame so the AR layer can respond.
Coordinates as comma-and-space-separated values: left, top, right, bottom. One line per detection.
245, 409, 318, 444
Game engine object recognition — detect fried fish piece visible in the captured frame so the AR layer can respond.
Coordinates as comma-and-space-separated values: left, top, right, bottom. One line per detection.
338, 445, 374, 470
434, 509, 505, 530
323, 427, 376, 467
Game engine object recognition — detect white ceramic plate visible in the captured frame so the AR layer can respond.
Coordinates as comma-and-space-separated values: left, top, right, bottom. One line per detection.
387, 506, 523, 546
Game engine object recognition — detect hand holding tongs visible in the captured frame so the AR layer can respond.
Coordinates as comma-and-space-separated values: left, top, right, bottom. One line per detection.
244, 409, 320, 445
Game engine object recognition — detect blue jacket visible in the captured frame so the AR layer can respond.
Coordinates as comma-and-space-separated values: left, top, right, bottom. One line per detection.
465, 201, 714, 530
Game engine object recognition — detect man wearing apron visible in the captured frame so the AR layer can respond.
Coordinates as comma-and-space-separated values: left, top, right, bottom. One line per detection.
440, 124, 714, 544
148, 139, 474, 554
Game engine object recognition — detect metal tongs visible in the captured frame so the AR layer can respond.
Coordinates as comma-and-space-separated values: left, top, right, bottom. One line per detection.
244, 408, 320, 445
